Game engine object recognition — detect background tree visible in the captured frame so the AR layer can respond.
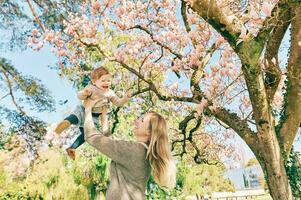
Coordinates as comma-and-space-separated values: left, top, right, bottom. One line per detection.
0, 58, 55, 157
179, 161, 235, 197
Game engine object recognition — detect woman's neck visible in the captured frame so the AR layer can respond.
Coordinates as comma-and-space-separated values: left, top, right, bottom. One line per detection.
136, 136, 150, 144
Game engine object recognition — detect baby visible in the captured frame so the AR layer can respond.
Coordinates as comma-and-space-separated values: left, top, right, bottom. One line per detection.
55, 66, 131, 160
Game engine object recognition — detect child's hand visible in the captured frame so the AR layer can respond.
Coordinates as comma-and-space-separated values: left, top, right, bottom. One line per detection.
125, 90, 132, 98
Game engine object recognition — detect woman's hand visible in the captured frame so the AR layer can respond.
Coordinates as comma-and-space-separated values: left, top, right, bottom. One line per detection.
83, 98, 99, 110
82, 88, 92, 97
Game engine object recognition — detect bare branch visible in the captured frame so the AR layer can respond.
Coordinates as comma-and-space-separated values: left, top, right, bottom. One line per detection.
0, 93, 10, 101
181, 0, 191, 33
26, 0, 46, 31
0, 65, 26, 115
130, 25, 183, 59
191, 43, 218, 98
172, 111, 196, 158
132, 87, 151, 97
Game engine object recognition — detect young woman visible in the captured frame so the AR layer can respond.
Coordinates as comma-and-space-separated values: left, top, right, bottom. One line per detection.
83, 98, 176, 200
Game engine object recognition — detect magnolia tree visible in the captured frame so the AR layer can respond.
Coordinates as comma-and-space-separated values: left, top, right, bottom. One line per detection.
27, 0, 301, 199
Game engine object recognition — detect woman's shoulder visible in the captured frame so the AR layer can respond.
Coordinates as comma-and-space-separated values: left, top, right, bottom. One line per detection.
114, 139, 147, 152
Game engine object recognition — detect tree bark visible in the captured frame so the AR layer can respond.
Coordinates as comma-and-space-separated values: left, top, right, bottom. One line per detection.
256, 130, 292, 200
279, 5, 301, 156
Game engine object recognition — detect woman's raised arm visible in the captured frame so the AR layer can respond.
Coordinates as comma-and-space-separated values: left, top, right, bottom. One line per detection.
83, 98, 135, 166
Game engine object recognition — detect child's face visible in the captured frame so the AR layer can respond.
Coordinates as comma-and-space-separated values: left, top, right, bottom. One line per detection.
94, 74, 112, 91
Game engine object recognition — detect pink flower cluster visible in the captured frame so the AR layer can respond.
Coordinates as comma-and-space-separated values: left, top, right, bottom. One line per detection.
29, 0, 285, 124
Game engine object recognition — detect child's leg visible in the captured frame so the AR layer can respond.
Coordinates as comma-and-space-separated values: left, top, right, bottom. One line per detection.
70, 127, 85, 149
66, 127, 85, 160
54, 114, 79, 134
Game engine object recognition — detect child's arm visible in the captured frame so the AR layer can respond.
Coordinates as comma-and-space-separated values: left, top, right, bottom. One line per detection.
110, 90, 131, 107
77, 86, 93, 100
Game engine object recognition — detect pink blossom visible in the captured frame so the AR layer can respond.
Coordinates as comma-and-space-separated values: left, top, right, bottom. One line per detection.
215, 37, 225, 47
196, 99, 208, 117
262, 2, 273, 18
211, 65, 219, 73
220, 68, 227, 77
170, 82, 179, 92
227, 63, 235, 68
241, 95, 251, 109
31, 28, 39, 36
65, 26, 76, 36
45, 132, 54, 141
189, 55, 199, 66
44, 30, 55, 42
187, 15, 198, 24
57, 49, 67, 57
250, 7, 260, 20
211, 79, 219, 89
91, 1, 101, 15
115, 51, 125, 62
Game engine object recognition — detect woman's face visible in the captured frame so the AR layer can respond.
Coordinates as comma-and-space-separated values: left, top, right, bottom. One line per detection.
133, 113, 152, 139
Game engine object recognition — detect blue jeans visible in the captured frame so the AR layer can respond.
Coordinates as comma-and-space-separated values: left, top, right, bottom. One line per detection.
65, 113, 100, 149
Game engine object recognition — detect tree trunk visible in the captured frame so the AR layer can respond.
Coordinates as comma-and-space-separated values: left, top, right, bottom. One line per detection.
257, 131, 292, 200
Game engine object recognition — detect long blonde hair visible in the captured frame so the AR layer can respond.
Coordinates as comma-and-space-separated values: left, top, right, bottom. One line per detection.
146, 111, 176, 189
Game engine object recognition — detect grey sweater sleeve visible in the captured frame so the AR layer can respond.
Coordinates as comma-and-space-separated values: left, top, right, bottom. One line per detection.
84, 109, 134, 166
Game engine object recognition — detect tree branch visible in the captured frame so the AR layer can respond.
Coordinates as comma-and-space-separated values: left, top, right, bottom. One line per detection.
130, 25, 183, 59
26, 0, 46, 31
204, 105, 259, 155
172, 112, 196, 157
112, 60, 195, 102
191, 43, 218, 98
0, 65, 26, 115
181, 0, 191, 33
0, 93, 10, 101
264, 10, 291, 103
279, 6, 301, 156
255, 0, 289, 47
187, 0, 244, 48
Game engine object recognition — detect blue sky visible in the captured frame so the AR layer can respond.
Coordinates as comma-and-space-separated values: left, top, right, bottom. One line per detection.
2, 45, 79, 123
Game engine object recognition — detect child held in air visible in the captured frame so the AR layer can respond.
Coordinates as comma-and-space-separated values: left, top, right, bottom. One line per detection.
55, 66, 131, 160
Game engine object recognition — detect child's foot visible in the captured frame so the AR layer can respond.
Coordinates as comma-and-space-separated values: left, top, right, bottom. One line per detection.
66, 148, 76, 160
55, 120, 71, 134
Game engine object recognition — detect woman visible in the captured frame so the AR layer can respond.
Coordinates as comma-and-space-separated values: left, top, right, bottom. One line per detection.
83, 99, 176, 200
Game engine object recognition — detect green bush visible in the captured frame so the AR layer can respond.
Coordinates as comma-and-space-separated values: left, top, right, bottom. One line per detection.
285, 149, 301, 198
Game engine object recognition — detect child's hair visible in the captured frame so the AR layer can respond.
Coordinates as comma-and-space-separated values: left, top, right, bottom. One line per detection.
91, 67, 110, 82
